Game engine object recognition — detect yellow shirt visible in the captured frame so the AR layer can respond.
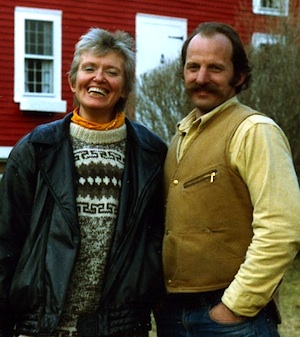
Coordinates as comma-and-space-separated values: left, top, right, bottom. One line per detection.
175, 96, 300, 316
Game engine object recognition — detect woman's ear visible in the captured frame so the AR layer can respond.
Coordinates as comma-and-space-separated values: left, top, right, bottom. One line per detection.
68, 76, 76, 93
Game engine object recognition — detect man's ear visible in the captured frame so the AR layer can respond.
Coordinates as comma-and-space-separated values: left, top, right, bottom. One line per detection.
236, 72, 246, 88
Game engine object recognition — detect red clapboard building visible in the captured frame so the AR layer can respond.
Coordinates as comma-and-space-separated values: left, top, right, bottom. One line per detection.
0, 0, 291, 174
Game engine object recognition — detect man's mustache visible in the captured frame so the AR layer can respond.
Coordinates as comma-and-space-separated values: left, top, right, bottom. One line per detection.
186, 83, 220, 94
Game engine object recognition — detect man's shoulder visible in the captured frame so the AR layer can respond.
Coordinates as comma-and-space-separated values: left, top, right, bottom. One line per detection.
230, 101, 277, 127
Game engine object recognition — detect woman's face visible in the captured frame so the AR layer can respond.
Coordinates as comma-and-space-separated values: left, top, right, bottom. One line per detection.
69, 51, 126, 123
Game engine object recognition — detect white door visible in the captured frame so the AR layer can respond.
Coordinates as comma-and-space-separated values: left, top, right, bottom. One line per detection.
136, 13, 187, 77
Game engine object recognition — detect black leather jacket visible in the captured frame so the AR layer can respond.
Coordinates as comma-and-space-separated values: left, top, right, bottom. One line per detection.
0, 113, 167, 337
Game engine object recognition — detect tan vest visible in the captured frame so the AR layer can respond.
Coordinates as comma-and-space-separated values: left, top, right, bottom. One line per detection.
163, 103, 260, 293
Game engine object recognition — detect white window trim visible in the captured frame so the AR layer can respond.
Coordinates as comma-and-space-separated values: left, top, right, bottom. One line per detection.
0, 146, 13, 180
252, 32, 284, 48
0, 146, 13, 160
14, 7, 66, 113
253, 0, 289, 16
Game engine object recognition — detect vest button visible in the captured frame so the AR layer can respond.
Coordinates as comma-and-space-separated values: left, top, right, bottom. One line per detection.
167, 279, 172, 284
173, 179, 179, 185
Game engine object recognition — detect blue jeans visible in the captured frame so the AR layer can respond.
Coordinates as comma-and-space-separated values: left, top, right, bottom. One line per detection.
154, 294, 280, 337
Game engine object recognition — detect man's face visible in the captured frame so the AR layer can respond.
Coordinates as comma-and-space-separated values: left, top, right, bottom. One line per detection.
183, 33, 245, 117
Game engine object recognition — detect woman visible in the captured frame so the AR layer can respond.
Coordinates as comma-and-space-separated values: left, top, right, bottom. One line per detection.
0, 28, 167, 337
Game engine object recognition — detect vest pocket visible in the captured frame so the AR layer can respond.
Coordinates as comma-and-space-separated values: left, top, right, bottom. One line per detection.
183, 170, 218, 188
163, 229, 245, 290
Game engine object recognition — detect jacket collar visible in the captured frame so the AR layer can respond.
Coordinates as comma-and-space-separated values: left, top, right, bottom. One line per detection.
27, 113, 165, 232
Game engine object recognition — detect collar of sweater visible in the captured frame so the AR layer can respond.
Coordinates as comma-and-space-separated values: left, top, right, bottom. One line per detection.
70, 122, 127, 145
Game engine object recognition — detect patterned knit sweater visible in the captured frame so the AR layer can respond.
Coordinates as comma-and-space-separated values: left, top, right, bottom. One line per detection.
57, 122, 127, 332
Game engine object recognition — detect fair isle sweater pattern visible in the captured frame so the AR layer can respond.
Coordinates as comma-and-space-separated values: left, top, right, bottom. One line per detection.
57, 123, 127, 330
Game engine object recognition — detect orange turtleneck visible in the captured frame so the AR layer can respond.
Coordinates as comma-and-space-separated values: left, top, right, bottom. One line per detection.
71, 107, 125, 131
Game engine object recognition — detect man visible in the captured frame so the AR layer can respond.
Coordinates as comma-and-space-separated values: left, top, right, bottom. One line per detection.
155, 22, 300, 337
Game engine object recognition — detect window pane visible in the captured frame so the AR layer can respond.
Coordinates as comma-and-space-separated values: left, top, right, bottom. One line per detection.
261, 0, 280, 9
25, 59, 53, 93
25, 20, 53, 56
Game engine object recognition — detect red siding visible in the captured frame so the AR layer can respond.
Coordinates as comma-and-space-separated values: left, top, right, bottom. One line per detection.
0, 0, 255, 147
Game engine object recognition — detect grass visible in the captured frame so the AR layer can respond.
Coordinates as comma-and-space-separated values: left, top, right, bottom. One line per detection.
279, 255, 300, 336
149, 256, 300, 337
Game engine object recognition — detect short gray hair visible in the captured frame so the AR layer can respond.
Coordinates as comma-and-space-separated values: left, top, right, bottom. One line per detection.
69, 28, 135, 112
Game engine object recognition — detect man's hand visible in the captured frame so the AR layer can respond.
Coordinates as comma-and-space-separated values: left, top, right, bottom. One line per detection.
209, 302, 246, 323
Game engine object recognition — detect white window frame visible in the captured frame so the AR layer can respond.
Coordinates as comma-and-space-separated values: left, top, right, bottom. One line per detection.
0, 146, 13, 180
14, 7, 66, 113
253, 0, 289, 16
251, 32, 284, 48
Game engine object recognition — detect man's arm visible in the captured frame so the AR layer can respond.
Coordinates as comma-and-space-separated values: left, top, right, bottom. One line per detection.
221, 115, 300, 317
